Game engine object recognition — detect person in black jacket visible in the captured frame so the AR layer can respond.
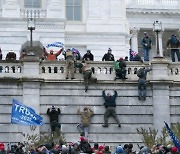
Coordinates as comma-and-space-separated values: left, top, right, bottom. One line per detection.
137, 67, 152, 100
82, 50, 94, 61
102, 90, 121, 127
47, 106, 61, 132
102, 48, 115, 61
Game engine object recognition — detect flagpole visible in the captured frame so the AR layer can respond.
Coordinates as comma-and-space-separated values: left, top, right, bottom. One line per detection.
9, 123, 12, 150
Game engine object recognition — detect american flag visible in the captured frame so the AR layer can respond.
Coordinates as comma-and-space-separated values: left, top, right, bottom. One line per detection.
164, 121, 180, 151
129, 49, 138, 61
71, 47, 80, 54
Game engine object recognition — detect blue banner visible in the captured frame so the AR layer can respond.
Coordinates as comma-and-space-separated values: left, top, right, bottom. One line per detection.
46, 42, 64, 48
11, 99, 44, 126
164, 121, 180, 151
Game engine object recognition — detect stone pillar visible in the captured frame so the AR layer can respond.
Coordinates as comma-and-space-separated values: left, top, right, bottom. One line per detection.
154, 30, 163, 57
151, 58, 171, 135
158, 31, 163, 57
2, 0, 20, 17
130, 27, 139, 53
47, 0, 64, 18
21, 56, 42, 139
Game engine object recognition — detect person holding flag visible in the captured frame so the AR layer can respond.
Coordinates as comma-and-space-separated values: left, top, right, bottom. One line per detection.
42, 46, 64, 61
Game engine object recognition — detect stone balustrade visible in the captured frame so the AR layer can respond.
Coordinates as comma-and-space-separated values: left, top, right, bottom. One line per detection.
0, 59, 179, 82
126, 0, 180, 8
0, 61, 22, 74
20, 9, 47, 18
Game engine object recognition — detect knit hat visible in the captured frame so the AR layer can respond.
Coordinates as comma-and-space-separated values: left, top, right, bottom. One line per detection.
0, 142, 5, 151
108, 48, 112, 51
115, 146, 124, 154
80, 136, 85, 141
119, 57, 123, 61
98, 145, 104, 151
171, 146, 178, 152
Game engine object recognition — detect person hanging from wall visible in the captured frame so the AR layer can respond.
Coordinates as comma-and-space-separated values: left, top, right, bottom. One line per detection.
47, 106, 61, 133
81, 60, 97, 92
64, 48, 75, 80
141, 32, 152, 61
42, 46, 63, 61
137, 65, 152, 100
166, 34, 180, 62
102, 48, 115, 61
115, 57, 127, 80
102, 90, 121, 128
77, 107, 94, 139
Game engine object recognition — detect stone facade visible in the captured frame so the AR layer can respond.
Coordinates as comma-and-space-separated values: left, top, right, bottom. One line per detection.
0, 57, 180, 150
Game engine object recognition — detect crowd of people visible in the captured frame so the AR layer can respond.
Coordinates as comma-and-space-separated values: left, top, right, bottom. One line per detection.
0, 34, 180, 153
0, 139, 179, 154
0, 33, 179, 62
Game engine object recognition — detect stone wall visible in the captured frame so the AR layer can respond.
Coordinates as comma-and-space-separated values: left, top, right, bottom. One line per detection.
0, 57, 180, 150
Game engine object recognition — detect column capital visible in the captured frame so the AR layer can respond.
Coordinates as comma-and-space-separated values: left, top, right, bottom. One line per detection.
130, 27, 139, 36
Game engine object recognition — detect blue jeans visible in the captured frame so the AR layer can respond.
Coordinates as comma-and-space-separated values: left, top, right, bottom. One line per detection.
171, 49, 180, 62
77, 123, 89, 139
143, 48, 150, 61
138, 79, 147, 98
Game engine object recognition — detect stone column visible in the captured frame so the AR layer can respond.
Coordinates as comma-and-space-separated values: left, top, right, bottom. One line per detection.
21, 56, 42, 140
154, 30, 163, 57
130, 27, 139, 53
151, 58, 171, 135
2, 0, 20, 17
158, 31, 163, 57
47, 0, 64, 18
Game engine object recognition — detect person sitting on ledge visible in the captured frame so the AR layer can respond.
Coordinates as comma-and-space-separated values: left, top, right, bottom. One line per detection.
5, 50, 16, 61
42, 46, 63, 61
114, 57, 127, 80
102, 48, 115, 61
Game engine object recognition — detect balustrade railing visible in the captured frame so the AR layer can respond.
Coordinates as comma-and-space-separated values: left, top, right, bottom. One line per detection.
0, 60, 180, 81
20, 9, 47, 18
126, 0, 180, 8
0, 61, 22, 74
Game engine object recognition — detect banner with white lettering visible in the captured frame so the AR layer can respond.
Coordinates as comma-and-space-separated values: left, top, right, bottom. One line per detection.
46, 42, 64, 48
11, 99, 44, 126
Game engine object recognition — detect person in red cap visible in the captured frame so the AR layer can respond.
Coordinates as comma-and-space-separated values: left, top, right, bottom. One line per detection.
79, 136, 93, 153
115, 58, 127, 80
0, 142, 6, 154
171, 146, 178, 154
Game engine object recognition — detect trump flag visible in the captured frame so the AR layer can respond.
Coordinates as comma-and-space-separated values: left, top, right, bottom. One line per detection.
164, 121, 180, 151
11, 99, 44, 126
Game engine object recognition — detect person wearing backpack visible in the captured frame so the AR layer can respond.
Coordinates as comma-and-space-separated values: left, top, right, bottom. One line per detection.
137, 66, 152, 100
166, 34, 180, 62
114, 58, 127, 80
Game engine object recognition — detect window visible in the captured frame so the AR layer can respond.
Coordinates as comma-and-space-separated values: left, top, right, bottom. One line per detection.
24, 0, 41, 8
66, 0, 82, 21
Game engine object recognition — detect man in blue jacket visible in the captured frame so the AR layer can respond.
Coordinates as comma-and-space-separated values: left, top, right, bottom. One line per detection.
102, 90, 121, 127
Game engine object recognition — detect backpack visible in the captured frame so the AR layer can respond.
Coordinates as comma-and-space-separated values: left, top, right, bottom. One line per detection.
114, 61, 120, 71
137, 68, 145, 78
80, 141, 92, 153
